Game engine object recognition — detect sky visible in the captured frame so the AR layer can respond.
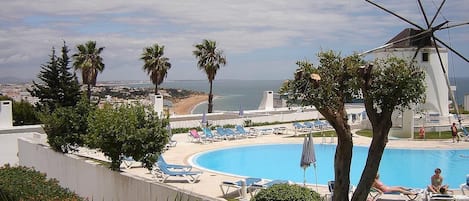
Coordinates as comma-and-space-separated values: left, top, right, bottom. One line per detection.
0, 0, 468, 82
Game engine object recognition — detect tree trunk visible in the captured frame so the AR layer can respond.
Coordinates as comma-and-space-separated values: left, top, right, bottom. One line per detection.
351, 116, 392, 201
208, 80, 214, 113
334, 130, 353, 201
332, 114, 353, 201
87, 84, 91, 102
319, 108, 353, 201
154, 83, 158, 95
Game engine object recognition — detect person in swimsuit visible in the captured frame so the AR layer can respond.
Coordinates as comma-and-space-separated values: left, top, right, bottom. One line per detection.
372, 173, 416, 195
427, 168, 449, 193
451, 123, 459, 143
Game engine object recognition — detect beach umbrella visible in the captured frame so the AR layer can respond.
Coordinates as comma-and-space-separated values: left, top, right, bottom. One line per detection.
201, 112, 207, 127
300, 133, 318, 191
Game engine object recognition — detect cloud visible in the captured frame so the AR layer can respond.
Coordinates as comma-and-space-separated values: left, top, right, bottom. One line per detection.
0, 0, 467, 81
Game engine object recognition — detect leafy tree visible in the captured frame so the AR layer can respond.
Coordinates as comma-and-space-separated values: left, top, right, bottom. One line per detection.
28, 42, 81, 113
352, 57, 425, 200
141, 43, 172, 95
281, 51, 425, 201
281, 51, 361, 201
86, 104, 169, 171
12, 100, 41, 126
41, 96, 94, 153
72, 41, 105, 102
193, 39, 226, 113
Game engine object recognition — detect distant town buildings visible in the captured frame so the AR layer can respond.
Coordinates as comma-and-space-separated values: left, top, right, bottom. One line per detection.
0, 83, 191, 110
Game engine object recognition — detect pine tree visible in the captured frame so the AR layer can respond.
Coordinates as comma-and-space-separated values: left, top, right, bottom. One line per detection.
29, 41, 81, 113
57, 41, 81, 107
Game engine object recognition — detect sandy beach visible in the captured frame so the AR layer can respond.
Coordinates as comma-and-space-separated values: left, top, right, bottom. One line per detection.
170, 94, 208, 115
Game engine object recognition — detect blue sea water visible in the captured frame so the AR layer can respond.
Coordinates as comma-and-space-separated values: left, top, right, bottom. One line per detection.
134, 77, 468, 114
451, 77, 469, 109
159, 80, 283, 114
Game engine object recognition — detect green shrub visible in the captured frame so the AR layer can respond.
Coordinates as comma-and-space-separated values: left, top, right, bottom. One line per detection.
41, 97, 94, 153
251, 183, 321, 201
86, 103, 169, 171
0, 164, 83, 201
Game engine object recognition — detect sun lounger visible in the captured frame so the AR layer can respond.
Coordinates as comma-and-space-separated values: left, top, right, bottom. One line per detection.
293, 122, 309, 132
216, 127, 236, 140
189, 129, 209, 143
235, 125, 257, 138
314, 120, 327, 129
121, 156, 141, 169
427, 193, 457, 201
151, 160, 202, 183
157, 155, 192, 171
325, 180, 354, 201
273, 127, 287, 135
203, 127, 222, 142
303, 121, 316, 129
220, 177, 262, 197
165, 125, 177, 149
250, 179, 290, 196
459, 127, 469, 141
461, 183, 469, 195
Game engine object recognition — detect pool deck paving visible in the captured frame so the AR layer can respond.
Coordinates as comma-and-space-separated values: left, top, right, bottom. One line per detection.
120, 123, 469, 201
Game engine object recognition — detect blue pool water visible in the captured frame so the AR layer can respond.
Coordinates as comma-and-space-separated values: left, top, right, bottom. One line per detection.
192, 144, 469, 189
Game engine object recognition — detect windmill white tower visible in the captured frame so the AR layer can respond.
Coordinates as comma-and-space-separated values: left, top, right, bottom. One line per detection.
373, 28, 450, 117
363, 0, 468, 137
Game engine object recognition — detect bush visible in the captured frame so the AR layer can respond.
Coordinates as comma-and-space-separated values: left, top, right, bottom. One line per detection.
86, 103, 169, 171
41, 97, 94, 153
251, 183, 321, 201
0, 164, 83, 201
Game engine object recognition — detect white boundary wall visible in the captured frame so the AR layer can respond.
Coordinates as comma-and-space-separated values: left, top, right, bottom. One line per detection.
18, 137, 217, 201
170, 106, 367, 129
0, 133, 34, 166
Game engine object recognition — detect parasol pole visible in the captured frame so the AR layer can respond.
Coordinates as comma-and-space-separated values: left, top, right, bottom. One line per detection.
303, 168, 307, 186
313, 163, 318, 192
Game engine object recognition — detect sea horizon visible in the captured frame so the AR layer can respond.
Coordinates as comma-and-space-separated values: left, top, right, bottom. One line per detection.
129, 78, 469, 114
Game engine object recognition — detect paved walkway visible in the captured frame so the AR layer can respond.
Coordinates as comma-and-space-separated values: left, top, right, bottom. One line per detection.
118, 123, 469, 201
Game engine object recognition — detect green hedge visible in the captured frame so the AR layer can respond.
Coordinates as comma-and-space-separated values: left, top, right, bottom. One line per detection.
251, 183, 321, 201
0, 164, 84, 201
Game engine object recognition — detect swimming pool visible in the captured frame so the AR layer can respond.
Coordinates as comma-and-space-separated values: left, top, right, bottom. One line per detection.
192, 144, 469, 189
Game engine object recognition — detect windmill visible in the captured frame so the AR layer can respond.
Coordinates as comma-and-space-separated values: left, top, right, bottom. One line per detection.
362, 0, 468, 131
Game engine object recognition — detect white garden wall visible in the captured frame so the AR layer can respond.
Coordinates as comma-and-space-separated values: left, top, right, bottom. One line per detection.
18, 137, 217, 201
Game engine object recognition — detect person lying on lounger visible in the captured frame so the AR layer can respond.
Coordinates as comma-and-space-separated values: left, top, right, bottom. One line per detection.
372, 173, 417, 195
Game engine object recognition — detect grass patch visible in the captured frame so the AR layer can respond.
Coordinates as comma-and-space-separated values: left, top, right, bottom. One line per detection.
289, 130, 337, 138
356, 129, 456, 139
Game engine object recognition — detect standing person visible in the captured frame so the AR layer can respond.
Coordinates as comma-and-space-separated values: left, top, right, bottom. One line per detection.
427, 168, 449, 193
419, 126, 425, 139
451, 123, 459, 143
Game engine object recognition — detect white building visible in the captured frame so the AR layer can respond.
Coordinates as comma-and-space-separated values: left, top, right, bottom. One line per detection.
374, 28, 450, 117
373, 28, 452, 137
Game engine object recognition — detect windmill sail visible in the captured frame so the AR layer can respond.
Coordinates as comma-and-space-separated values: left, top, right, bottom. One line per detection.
365, 0, 468, 125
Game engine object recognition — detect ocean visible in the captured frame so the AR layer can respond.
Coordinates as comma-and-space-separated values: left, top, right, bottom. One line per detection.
133, 78, 469, 114
159, 80, 283, 114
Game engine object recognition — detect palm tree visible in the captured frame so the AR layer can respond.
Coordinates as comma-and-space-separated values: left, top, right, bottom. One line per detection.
140, 44, 171, 95
72, 41, 105, 101
193, 39, 226, 113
